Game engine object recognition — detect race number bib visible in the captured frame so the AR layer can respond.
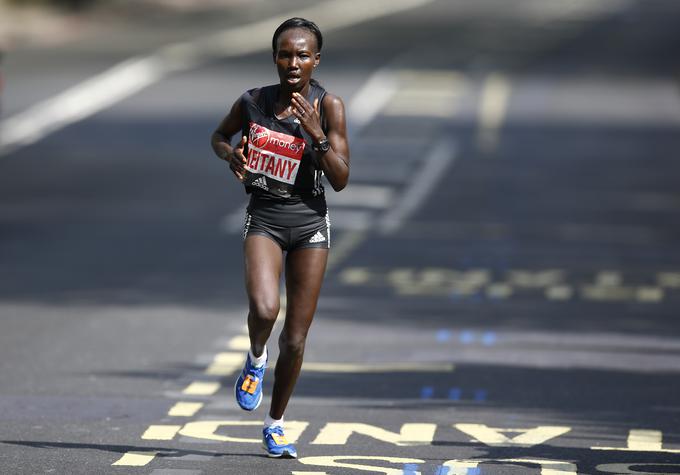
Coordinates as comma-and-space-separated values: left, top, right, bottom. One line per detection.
245, 122, 305, 190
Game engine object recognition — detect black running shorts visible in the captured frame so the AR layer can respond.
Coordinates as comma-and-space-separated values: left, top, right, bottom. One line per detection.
243, 194, 330, 251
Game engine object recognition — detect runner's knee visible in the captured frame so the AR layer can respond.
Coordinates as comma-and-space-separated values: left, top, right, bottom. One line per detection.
278, 330, 307, 356
249, 298, 279, 323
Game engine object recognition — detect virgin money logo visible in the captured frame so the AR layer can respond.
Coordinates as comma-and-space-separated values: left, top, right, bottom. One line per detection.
249, 123, 269, 148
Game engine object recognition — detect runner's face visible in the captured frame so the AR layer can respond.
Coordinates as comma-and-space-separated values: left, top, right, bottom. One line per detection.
274, 28, 320, 91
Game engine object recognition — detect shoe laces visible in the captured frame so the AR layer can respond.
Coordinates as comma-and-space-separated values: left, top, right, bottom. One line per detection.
240, 374, 260, 394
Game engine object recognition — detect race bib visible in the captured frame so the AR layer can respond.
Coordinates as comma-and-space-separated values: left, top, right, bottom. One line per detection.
245, 122, 305, 186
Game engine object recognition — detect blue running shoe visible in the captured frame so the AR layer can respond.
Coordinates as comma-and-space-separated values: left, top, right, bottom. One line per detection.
234, 353, 266, 411
262, 425, 297, 458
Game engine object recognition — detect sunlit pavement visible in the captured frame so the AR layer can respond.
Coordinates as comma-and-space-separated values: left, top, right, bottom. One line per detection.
1, 1, 680, 474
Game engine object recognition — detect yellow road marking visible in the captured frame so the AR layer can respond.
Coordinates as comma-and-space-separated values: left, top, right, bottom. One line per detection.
596, 271, 622, 286
226, 335, 250, 350
205, 352, 245, 376
477, 72, 511, 153
592, 429, 680, 453
627, 429, 663, 451
454, 424, 571, 447
112, 451, 158, 467
178, 420, 308, 443
168, 401, 204, 417
658, 272, 680, 288
486, 283, 513, 299
141, 425, 181, 440
546, 285, 573, 300
182, 381, 220, 396
312, 423, 436, 446
636, 287, 664, 303
301, 362, 454, 373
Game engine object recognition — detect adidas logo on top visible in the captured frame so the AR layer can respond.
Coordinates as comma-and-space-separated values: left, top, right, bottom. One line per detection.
308, 231, 326, 243
251, 176, 268, 191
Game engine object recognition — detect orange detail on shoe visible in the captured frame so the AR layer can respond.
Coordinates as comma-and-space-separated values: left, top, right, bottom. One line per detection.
271, 434, 289, 446
240, 375, 259, 394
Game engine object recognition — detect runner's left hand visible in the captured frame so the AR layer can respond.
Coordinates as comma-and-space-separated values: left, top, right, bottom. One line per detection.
291, 92, 324, 142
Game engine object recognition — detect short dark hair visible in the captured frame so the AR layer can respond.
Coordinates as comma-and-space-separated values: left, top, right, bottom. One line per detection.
272, 17, 323, 53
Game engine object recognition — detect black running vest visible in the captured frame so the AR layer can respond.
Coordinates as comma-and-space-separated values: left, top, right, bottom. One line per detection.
240, 83, 327, 200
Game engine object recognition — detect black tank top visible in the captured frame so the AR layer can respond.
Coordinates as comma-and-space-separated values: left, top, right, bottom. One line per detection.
240, 82, 327, 201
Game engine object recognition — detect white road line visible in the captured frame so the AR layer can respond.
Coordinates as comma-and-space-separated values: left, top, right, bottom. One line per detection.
346, 68, 400, 136
326, 184, 393, 209
0, 0, 436, 156
477, 72, 511, 153
379, 138, 458, 235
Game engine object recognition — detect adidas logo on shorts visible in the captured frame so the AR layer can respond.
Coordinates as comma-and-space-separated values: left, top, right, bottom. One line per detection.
308, 231, 326, 243
251, 176, 268, 191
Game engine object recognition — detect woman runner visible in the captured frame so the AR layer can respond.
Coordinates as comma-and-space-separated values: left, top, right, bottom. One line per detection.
210, 17, 350, 458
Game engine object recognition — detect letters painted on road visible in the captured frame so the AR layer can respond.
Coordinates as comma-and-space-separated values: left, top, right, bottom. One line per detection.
443, 458, 577, 475
591, 429, 680, 453
455, 424, 572, 447
312, 423, 436, 446
298, 456, 426, 475
178, 420, 308, 444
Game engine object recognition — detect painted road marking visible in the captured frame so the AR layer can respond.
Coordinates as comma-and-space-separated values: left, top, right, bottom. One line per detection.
383, 70, 466, 118
486, 283, 513, 299
0, 0, 436, 156
178, 420, 308, 444
379, 138, 458, 235
112, 451, 159, 467
339, 266, 675, 302
168, 402, 204, 417
311, 423, 436, 446
477, 72, 511, 153
301, 362, 454, 373
204, 351, 245, 376
326, 184, 394, 209
443, 458, 577, 475
141, 425, 182, 441
546, 285, 574, 300
226, 335, 250, 351
592, 429, 680, 453
636, 286, 664, 302
455, 424, 571, 447
181, 381, 220, 396
299, 456, 425, 474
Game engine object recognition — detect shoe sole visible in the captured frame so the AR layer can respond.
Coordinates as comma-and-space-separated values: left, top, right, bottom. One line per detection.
234, 376, 263, 411
262, 443, 297, 459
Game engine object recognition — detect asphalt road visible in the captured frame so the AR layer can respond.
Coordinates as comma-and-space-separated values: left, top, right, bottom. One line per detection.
2, 1, 680, 474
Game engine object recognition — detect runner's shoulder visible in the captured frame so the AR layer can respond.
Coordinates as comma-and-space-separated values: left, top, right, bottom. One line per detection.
322, 92, 344, 110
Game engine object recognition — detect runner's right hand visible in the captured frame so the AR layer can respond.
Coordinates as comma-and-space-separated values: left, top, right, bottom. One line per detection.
228, 135, 248, 182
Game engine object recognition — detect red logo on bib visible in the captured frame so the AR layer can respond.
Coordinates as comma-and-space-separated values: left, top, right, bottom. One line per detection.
249, 123, 270, 148
246, 122, 305, 186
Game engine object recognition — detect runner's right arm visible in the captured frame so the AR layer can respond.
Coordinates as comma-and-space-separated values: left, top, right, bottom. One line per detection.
211, 97, 247, 181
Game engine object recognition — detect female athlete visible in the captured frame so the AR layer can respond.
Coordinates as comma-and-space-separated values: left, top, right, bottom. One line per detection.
210, 17, 350, 458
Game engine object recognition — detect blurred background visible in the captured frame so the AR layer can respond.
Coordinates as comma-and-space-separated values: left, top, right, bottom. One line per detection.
1, 0, 680, 473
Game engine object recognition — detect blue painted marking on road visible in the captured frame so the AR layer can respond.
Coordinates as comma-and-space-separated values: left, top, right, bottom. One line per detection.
402, 463, 419, 474
436, 329, 451, 342
434, 466, 450, 475
420, 386, 435, 399
467, 468, 481, 475
448, 387, 462, 401
474, 389, 487, 402
459, 330, 475, 344
482, 331, 497, 346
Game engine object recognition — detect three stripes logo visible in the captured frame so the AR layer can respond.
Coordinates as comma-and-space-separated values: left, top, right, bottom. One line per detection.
308, 231, 326, 243
250, 176, 268, 191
